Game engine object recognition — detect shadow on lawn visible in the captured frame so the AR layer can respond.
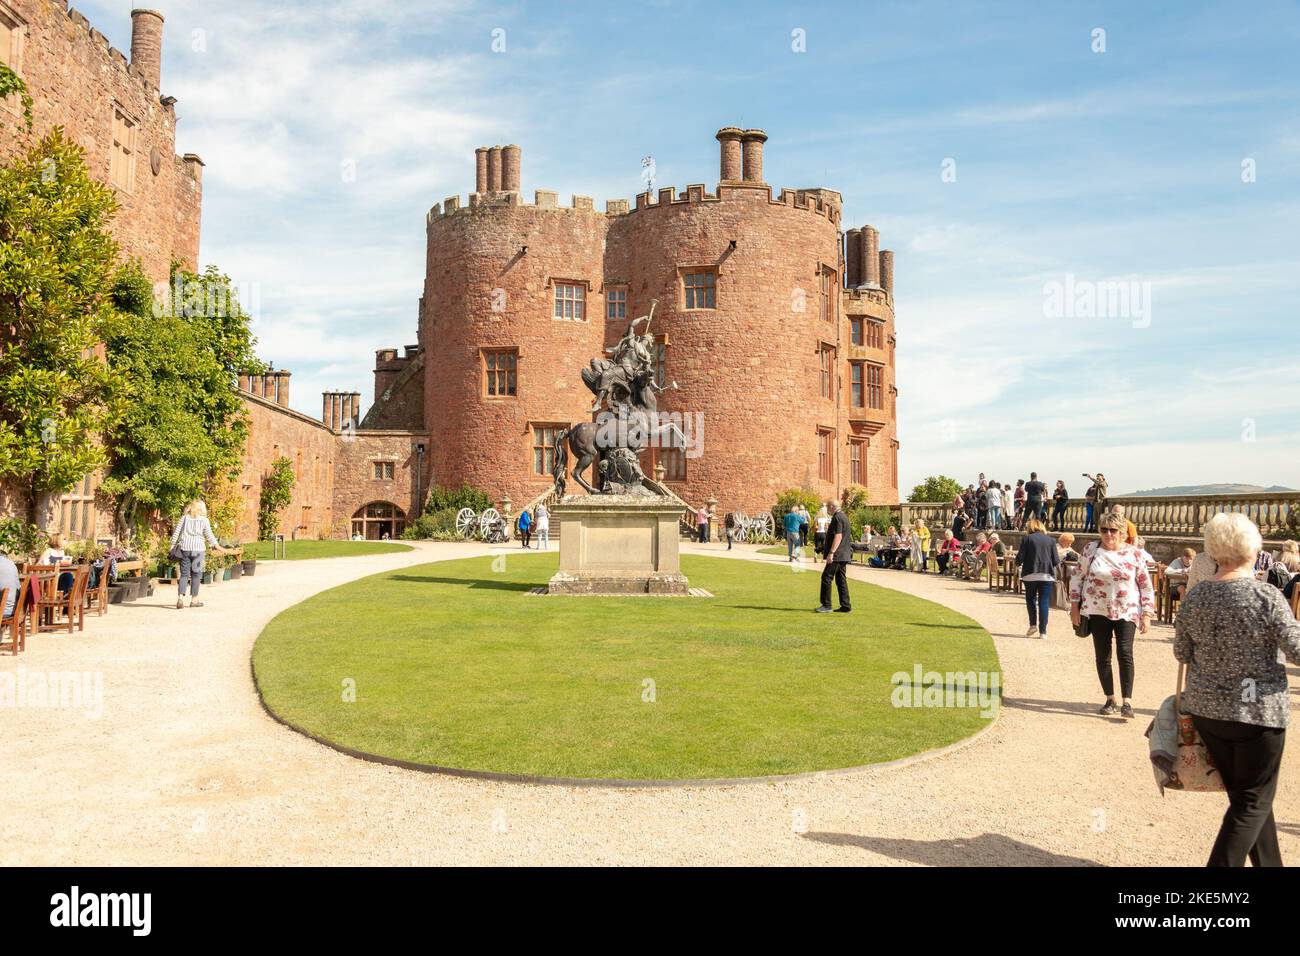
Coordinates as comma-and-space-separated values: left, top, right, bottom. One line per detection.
802, 831, 1100, 866
387, 574, 538, 592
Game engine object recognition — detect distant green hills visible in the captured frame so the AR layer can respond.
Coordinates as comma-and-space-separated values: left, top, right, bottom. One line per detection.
1124, 483, 1297, 497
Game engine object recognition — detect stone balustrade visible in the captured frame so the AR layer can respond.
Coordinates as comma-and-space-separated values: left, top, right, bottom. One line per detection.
901, 491, 1300, 541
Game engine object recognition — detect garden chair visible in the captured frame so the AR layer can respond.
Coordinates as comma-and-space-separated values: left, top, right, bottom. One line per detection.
36, 565, 90, 634
1, 578, 33, 654
86, 563, 112, 617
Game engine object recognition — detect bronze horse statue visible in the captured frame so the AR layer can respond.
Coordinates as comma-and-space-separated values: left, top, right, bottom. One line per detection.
551, 370, 679, 496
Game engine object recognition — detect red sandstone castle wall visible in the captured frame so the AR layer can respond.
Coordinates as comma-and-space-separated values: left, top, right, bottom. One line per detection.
422, 198, 608, 507
418, 164, 895, 515
332, 431, 427, 535
0, 2, 203, 282
236, 395, 338, 541
604, 184, 844, 513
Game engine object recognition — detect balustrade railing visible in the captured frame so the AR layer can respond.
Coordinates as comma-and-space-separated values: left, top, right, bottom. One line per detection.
901, 492, 1300, 539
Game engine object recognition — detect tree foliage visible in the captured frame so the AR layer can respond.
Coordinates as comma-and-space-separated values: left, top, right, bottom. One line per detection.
100, 260, 264, 535
0, 61, 34, 130
0, 130, 120, 523
423, 483, 492, 515
257, 456, 295, 540
909, 475, 963, 503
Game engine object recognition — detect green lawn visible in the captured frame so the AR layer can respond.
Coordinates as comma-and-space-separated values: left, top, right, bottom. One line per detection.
252, 553, 998, 780
241, 540, 413, 561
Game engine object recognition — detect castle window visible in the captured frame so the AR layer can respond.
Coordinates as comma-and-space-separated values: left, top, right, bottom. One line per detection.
819, 267, 834, 322
641, 446, 686, 482
850, 318, 863, 346
850, 361, 864, 408
817, 429, 834, 482
683, 272, 716, 310
866, 363, 884, 409
531, 424, 566, 476
56, 474, 95, 540
866, 320, 884, 349
819, 345, 834, 400
849, 440, 865, 486
891, 440, 899, 488
0, 5, 25, 83
554, 283, 586, 321
483, 348, 518, 397
109, 107, 138, 192
373, 461, 395, 481
606, 287, 627, 321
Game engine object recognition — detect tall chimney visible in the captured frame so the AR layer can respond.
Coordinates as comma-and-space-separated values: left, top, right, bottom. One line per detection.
740, 129, 768, 183
716, 127, 743, 183
487, 146, 503, 192
845, 230, 862, 288
129, 9, 164, 89
860, 226, 880, 288
880, 249, 894, 296
275, 371, 291, 407
502, 144, 521, 192
474, 147, 489, 194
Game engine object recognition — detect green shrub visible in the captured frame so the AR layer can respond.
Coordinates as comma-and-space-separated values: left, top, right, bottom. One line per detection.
423, 483, 492, 515
0, 518, 47, 561
849, 506, 899, 540
402, 507, 464, 541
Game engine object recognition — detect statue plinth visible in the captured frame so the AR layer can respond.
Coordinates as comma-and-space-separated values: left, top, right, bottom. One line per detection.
547, 495, 689, 595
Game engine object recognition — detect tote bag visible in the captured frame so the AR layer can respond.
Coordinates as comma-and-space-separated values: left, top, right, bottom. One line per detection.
1168, 663, 1225, 793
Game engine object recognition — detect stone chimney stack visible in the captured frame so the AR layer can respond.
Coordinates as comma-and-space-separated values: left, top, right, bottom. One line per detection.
130, 9, 164, 89
859, 225, 880, 288
273, 370, 291, 407
716, 127, 743, 183
487, 146, 503, 192
880, 249, 894, 296
845, 229, 862, 288
502, 144, 521, 192
474, 147, 489, 194
741, 129, 768, 183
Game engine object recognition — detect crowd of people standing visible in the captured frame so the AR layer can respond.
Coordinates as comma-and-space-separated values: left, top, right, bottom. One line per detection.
948, 472, 1109, 535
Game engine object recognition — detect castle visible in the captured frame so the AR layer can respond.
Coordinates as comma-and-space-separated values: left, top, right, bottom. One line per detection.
1, 4, 900, 543
307, 128, 902, 536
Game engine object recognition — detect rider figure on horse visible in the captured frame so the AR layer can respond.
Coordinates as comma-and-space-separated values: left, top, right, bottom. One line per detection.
590, 315, 654, 412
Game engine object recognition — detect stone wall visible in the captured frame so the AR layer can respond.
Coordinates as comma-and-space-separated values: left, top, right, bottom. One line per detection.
414, 127, 901, 517
332, 431, 428, 536
0, 2, 203, 282
236, 393, 338, 541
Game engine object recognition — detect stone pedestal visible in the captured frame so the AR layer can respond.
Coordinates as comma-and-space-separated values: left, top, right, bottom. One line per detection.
547, 495, 690, 595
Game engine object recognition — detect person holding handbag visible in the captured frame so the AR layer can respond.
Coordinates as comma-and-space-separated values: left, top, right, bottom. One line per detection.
1173, 513, 1300, 866
169, 500, 222, 609
1069, 513, 1155, 718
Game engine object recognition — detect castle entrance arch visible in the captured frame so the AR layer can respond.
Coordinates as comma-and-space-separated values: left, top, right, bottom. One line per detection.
351, 502, 406, 540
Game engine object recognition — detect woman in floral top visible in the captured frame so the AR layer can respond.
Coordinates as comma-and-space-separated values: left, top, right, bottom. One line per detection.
1069, 513, 1155, 719
1174, 513, 1300, 867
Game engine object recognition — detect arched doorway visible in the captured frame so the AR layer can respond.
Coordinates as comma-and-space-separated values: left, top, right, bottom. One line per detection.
351, 502, 406, 540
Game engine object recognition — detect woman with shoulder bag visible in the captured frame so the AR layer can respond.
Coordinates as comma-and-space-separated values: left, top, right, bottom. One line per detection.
1069, 513, 1155, 718
1174, 513, 1300, 866
169, 500, 222, 609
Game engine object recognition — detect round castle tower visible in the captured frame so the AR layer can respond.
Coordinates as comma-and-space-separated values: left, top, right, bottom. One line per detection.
420, 129, 899, 514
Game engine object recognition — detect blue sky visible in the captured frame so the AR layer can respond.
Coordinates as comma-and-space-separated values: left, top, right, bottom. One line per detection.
81, 0, 1300, 495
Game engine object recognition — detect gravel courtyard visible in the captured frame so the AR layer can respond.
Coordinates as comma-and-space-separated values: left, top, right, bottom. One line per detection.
2, 540, 1294, 866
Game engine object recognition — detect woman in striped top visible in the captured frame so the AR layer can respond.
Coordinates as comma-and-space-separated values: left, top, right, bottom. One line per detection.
170, 500, 222, 609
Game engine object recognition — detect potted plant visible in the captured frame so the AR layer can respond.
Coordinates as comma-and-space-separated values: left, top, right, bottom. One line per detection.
241, 548, 257, 576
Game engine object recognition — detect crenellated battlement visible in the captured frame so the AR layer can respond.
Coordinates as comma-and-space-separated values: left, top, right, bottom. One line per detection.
65, 6, 170, 97
428, 126, 843, 228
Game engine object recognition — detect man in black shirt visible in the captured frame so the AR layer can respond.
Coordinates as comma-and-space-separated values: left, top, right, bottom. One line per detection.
1024, 471, 1047, 522
816, 500, 853, 613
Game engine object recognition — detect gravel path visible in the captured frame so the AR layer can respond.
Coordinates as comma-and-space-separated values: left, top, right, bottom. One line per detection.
2, 540, 1294, 866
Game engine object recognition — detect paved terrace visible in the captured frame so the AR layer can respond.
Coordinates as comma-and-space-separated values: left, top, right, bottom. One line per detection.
1, 539, 1295, 866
